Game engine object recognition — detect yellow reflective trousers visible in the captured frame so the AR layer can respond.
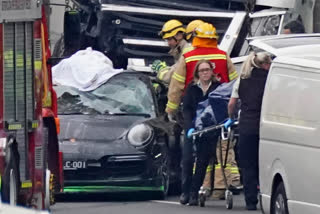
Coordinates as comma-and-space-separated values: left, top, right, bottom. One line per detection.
202, 139, 241, 197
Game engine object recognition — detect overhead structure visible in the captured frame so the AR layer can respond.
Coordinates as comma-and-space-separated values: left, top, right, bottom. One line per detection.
52, 0, 299, 68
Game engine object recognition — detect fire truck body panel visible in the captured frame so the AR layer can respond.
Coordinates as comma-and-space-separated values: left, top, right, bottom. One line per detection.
0, 0, 58, 209
0, 0, 41, 22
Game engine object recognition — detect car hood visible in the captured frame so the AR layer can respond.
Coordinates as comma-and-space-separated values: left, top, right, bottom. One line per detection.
58, 114, 147, 141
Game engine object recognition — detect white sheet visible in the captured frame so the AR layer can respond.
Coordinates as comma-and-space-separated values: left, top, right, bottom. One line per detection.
52, 47, 123, 91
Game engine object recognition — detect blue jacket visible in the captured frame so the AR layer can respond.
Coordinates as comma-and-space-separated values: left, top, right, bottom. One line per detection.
182, 80, 220, 131
195, 79, 236, 130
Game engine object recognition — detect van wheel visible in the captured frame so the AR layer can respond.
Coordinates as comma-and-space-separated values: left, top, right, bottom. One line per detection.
271, 182, 289, 214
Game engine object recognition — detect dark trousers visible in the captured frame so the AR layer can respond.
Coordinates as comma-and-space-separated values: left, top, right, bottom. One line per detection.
191, 135, 217, 194
181, 136, 195, 195
239, 133, 259, 206
181, 134, 217, 196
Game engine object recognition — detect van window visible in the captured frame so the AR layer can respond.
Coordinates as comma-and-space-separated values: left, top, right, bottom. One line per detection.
263, 66, 320, 127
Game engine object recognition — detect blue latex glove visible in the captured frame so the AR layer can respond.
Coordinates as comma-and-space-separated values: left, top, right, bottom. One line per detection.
187, 128, 195, 138
224, 118, 235, 129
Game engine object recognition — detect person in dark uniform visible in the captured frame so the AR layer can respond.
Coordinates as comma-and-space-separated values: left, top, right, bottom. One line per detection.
181, 59, 220, 205
237, 52, 272, 210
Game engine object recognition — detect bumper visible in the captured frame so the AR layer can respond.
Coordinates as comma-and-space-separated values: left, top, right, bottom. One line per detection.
63, 176, 163, 193
260, 193, 271, 214
63, 178, 164, 193
62, 154, 164, 193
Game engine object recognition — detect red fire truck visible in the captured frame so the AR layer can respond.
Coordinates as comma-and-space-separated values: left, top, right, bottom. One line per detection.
0, 0, 62, 209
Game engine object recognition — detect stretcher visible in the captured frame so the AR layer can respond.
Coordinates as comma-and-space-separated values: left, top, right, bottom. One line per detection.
190, 120, 239, 209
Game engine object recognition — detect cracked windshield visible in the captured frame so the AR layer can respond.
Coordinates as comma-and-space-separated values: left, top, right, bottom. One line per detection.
55, 74, 155, 116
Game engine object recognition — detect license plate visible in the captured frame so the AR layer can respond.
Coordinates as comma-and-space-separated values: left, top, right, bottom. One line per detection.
64, 161, 87, 170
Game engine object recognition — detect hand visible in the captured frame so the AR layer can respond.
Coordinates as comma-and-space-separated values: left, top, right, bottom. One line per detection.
187, 128, 195, 138
224, 118, 235, 129
151, 60, 167, 73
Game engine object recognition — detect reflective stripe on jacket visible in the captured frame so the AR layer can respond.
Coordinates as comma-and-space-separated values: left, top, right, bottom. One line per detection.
166, 47, 237, 113
157, 40, 191, 84
184, 47, 235, 87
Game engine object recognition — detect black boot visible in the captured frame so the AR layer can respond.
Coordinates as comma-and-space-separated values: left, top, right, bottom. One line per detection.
246, 204, 257, 210
179, 193, 189, 205
188, 192, 198, 206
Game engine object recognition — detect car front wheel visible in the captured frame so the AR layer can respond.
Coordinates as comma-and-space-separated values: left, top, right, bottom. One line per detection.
154, 149, 170, 200
160, 152, 170, 199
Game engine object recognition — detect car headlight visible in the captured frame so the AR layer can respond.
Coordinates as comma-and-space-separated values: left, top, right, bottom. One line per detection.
127, 124, 153, 147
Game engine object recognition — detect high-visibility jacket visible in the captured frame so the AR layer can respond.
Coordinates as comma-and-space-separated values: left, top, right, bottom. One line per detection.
156, 39, 192, 84
184, 47, 235, 87
166, 47, 238, 113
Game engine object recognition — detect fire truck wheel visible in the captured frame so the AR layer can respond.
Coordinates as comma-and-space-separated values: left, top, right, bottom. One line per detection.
44, 169, 51, 209
1, 150, 19, 205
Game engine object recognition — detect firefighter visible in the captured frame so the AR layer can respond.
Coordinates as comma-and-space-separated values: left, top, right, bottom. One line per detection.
165, 22, 237, 115
152, 19, 189, 84
167, 22, 238, 205
153, 19, 204, 86
185, 19, 204, 43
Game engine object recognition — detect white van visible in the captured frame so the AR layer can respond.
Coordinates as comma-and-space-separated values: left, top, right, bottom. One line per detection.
259, 49, 320, 214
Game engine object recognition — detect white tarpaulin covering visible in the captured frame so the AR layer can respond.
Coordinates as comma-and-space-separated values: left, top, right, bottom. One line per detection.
53, 47, 123, 91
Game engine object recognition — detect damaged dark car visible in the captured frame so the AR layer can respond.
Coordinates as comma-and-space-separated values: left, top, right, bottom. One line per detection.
56, 71, 181, 198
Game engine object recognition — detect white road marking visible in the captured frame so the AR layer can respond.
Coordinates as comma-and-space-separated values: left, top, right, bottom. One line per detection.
151, 200, 181, 205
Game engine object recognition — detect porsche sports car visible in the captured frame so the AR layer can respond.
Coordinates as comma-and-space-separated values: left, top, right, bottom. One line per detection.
55, 71, 182, 198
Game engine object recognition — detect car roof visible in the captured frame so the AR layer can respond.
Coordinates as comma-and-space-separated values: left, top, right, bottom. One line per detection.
249, 34, 320, 56
247, 33, 320, 42
273, 47, 320, 70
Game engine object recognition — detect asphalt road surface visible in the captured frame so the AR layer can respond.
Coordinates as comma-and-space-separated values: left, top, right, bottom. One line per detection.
51, 192, 262, 214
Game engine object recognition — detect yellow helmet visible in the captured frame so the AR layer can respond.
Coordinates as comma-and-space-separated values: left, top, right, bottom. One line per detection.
186, 20, 204, 40
159, 19, 186, 39
194, 22, 219, 39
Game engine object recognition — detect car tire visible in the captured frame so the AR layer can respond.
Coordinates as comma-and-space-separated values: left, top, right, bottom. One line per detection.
1, 146, 19, 205
154, 150, 170, 200
43, 127, 51, 210
167, 133, 181, 195
44, 169, 51, 209
161, 152, 170, 199
271, 182, 289, 214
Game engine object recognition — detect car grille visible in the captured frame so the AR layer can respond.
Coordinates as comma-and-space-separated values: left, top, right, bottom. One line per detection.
64, 155, 149, 181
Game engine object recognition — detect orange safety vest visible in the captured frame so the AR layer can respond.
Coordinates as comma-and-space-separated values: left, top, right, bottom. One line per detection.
183, 47, 230, 88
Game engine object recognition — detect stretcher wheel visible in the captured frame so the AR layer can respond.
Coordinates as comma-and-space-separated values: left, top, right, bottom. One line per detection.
225, 190, 233, 209
199, 193, 206, 207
